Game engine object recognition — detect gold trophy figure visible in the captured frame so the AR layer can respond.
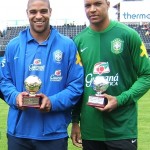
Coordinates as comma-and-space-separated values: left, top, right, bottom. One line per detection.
23, 75, 42, 107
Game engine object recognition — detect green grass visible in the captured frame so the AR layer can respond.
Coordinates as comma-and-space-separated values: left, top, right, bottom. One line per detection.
0, 100, 8, 150
0, 90, 150, 150
138, 90, 150, 150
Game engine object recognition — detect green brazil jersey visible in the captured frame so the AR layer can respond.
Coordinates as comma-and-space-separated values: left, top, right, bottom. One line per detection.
73, 20, 150, 141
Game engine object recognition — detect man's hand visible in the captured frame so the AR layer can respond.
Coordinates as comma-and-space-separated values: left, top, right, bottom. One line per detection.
95, 94, 118, 112
70, 123, 82, 148
16, 92, 51, 112
16, 92, 28, 110
37, 93, 51, 112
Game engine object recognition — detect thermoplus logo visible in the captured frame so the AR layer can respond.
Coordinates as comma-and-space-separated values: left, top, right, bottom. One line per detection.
120, 2, 150, 22
122, 12, 150, 20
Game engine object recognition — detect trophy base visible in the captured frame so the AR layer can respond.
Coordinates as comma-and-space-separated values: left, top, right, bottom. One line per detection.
87, 95, 108, 108
22, 95, 41, 108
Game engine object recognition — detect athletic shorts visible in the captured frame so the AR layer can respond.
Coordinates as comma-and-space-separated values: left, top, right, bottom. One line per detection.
82, 139, 137, 150
7, 134, 68, 150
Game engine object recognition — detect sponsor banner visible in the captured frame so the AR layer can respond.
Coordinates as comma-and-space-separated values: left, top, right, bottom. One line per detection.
120, 2, 150, 22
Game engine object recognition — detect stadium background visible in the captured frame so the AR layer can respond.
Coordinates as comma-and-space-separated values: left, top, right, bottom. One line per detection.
0, 0, 150, 58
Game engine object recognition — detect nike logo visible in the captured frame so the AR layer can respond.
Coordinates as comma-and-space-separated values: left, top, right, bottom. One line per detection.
131, 139, 136, 143
80, 47, 88, 53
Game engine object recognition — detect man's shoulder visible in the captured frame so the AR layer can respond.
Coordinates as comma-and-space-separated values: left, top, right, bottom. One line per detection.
74, 27, 89, 40
7, 28, 28, 46
115, 21, 136, 32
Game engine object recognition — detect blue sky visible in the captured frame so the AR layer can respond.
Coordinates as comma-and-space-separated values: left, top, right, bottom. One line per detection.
0, 0, 124, 29
0, 0, 148, 30
1, 0, 149, 22
0, 0, 120, 21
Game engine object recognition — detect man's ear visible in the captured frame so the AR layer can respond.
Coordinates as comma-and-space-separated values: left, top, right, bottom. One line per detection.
106, 0, 110, 8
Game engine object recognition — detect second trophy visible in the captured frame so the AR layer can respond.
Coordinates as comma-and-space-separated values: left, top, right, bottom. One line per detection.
87, 76, 109, 108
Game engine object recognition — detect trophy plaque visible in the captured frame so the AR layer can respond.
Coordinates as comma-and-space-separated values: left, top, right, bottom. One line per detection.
87, 76, 109, 108
23, 75, 42, 107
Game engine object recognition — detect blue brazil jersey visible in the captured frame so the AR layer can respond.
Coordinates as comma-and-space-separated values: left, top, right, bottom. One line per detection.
0, 26, 84, 140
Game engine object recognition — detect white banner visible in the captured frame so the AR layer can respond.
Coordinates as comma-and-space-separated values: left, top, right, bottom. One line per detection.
120, 1, 150, 22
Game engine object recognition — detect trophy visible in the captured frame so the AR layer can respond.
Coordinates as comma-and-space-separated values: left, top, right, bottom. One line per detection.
22, 75, 42, 107
87, 76, 109, 108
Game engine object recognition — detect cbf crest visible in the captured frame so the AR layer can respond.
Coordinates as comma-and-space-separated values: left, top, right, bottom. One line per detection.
111, 38, 124, 54
53, 50, 63, 63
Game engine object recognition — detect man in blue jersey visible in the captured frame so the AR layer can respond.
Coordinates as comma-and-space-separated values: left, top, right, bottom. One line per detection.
0, 0, 84, 150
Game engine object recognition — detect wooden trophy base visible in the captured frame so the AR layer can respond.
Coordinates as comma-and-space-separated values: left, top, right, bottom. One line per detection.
87, 95, 108, 108
22, 95, 41, 108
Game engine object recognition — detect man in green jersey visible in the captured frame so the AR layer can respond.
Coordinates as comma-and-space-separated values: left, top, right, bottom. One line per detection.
71, 0, 150, 150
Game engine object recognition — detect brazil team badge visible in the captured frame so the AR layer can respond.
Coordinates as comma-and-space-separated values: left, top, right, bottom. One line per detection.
111, 38, 124, 54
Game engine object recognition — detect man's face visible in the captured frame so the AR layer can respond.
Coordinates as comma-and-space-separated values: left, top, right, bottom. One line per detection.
84, 0, 110, 25
26, 0, 51, 34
